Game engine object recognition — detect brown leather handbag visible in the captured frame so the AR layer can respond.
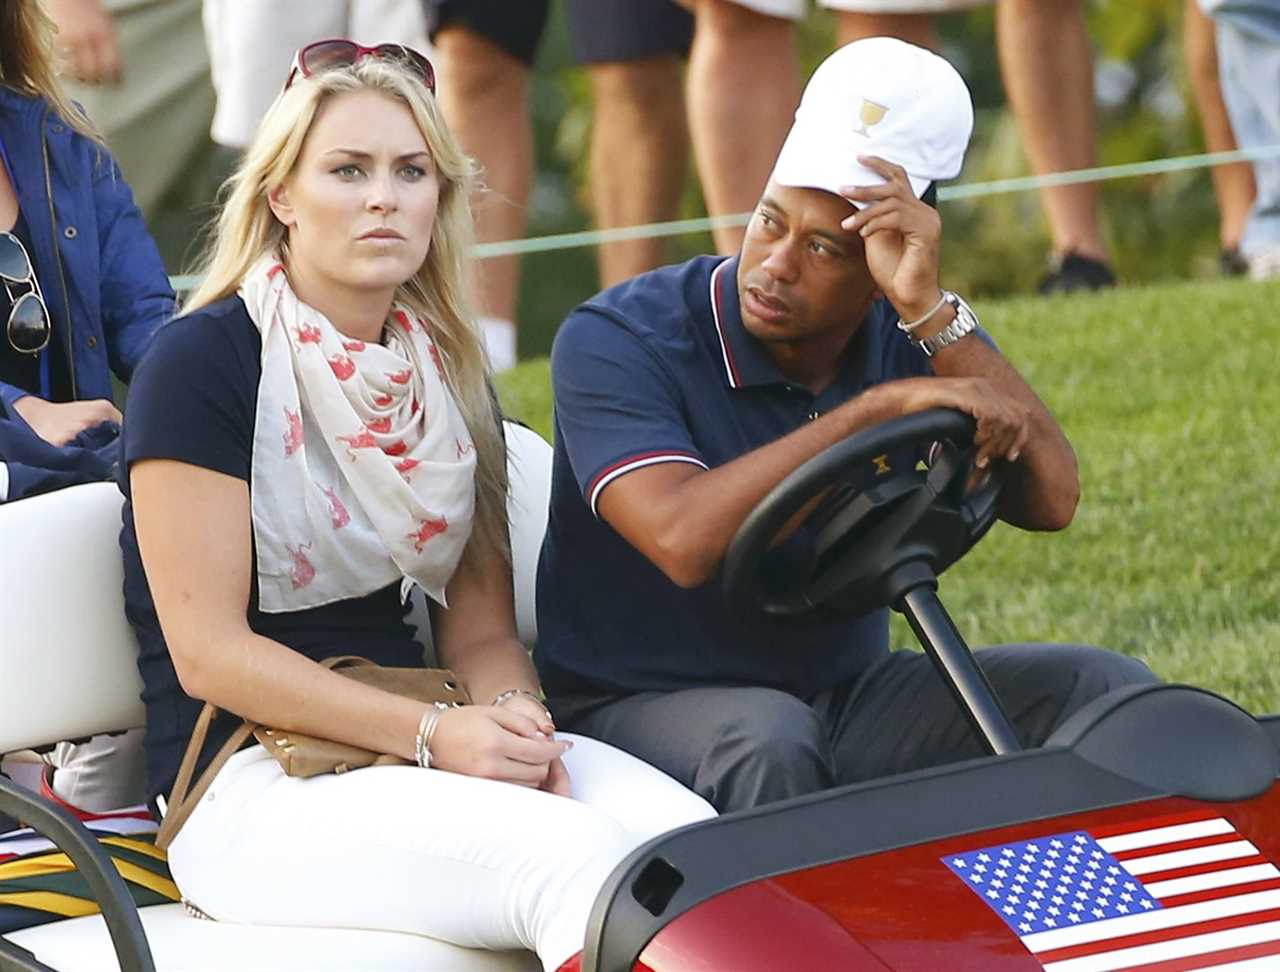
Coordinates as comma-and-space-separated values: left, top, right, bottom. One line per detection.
156, 656, 469, 849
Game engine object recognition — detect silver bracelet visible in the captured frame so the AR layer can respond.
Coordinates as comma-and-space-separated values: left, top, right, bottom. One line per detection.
492, 688, 553, 722
896, 292, 949, 334
414, 701, 451, 768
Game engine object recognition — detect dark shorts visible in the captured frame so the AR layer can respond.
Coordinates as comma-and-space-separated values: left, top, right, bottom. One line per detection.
426, 0, 693, 67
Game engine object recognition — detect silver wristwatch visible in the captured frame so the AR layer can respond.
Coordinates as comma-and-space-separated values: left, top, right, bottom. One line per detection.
917, 291, 978, 358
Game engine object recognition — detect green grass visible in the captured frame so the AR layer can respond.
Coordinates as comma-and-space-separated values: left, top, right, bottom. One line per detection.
496, 278, 1280, 715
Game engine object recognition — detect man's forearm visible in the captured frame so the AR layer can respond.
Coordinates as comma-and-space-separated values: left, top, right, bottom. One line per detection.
929, 335, 1079, 530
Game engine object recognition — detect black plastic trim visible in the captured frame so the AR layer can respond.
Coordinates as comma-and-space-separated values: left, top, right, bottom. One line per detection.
583, 747, 1161, 972
0, 939, 57, 972
0, 778, 155, 972
1262, 715, 1280, 756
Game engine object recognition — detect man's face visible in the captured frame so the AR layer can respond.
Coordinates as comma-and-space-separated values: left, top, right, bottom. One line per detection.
737, 181, 878, 350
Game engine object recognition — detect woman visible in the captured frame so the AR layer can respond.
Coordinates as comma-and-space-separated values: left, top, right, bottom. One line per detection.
0, 0, 170, 813
121, 40, 714, 972
0, 0, 172, 453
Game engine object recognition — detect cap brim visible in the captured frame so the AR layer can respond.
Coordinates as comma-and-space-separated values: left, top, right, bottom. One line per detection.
771, 125, 931, 209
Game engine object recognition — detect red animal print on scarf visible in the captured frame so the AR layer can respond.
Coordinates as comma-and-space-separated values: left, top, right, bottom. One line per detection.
386, 368, 413, 385
329, 354, 356, 381
407, 516, 448, 553
411, 398, 421, 417
342, 339, 366, 353
394, 309, 415, 333
456, 438, 474, 459
383, 440, 408, 457
282, 407, 304, 457
267, 263, 285, 279
394, 457, 420, 481
366, 416, 392, 434
429, 343, 446, 381
373, 393, 394, 407
320, 486, 350, 529
286, 542, 315, 589
296, 323, 322, 345
336, 429, 377, 460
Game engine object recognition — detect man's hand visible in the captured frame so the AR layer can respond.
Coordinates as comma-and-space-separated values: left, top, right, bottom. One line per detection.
13, 396, 122, 447
44, 0, 122, 86
883, 376, 1031, 470
839, 156, 943, 322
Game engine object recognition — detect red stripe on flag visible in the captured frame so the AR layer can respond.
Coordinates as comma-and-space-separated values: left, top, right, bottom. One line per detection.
1117, 936, 1280, 971
1157, 878, 1280, 910
1142, 854, 1268, 886
1112, 832, 1249, 861
1089, 814, 1228, 840
1033, 906, 1280, 964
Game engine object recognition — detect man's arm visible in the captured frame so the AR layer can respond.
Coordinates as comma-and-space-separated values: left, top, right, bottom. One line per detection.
926, 332, 1079, 532
843, 155, 1079, 533
598, 375, 1029, 588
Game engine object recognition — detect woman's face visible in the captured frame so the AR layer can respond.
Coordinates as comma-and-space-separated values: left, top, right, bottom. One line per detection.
270, 89, 439, 303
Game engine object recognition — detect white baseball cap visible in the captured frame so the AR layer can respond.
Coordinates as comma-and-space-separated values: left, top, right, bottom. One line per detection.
771, 37, 974, 207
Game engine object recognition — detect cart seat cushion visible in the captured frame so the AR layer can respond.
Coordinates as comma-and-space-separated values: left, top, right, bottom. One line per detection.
4, 903, 540, 972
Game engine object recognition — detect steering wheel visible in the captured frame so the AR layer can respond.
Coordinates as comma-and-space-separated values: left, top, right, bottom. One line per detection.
722, 408, 1004, 626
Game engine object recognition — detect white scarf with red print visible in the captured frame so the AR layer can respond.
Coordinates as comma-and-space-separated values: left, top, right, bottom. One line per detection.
241, 254, 476, 613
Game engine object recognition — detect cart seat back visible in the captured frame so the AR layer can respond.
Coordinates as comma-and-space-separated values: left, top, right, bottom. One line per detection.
0, 421, 554, 755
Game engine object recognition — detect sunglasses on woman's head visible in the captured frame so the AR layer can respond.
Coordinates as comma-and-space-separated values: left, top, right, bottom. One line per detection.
0, 232, 51, 356
283, 39, 436, 93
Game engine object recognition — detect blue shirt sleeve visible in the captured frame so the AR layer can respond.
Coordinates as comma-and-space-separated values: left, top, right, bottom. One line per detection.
551, 306, 707, 516
122, 302, 258, 481
93, 150, 176, 382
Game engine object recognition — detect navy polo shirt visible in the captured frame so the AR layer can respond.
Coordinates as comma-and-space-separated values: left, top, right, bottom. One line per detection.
535, 254, 936, 701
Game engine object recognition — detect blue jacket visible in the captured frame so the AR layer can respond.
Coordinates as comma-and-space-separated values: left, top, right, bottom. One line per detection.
0, 86, 174, 411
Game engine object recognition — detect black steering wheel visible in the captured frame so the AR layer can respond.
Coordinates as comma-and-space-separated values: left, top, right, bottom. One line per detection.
723, 408, 1004, 626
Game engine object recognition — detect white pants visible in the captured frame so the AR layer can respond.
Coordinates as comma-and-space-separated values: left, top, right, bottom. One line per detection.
167, 734, 716, 972
202, 0, 430, 149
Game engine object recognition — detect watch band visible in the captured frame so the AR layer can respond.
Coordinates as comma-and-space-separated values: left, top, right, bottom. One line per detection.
918, 291, 978, 358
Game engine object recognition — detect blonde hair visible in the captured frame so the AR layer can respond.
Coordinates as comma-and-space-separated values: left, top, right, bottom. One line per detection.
185, 57, 510, 560
0, 0, 102, 143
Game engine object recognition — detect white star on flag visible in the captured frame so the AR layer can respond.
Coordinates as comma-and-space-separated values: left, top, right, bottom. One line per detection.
943, 816, 1280, 970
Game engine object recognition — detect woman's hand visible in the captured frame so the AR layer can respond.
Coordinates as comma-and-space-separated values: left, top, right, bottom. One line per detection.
13, 396, 122, 447
429, 705, 572, 788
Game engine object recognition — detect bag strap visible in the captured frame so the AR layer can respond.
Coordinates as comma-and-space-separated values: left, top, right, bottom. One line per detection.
155, 655, 375, 849
155, 702, 256, 851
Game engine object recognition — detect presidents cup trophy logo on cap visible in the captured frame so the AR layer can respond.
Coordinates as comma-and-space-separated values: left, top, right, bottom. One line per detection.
853, 98, 888, 137
771, 37, 974, 208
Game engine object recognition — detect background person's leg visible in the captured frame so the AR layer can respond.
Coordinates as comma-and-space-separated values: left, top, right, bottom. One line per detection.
821, 644, 1156, 786
1183, 0, 1256, 273
996, 0, 1113, 292
430, 2, 549, 370
555, 686, 833, 812
833, 10, 939, 50
1213, 15, 1280, 279
567, 0, 694, 287
685, 0, 802, 254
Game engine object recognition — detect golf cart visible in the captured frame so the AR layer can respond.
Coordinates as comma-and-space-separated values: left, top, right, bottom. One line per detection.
3, 411, 1278, 971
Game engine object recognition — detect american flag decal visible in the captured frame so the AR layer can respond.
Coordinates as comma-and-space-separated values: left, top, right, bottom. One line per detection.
945, 816, 1280, 970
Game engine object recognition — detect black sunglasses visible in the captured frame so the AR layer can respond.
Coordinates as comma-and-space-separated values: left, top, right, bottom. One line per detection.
0, 232, 51, 356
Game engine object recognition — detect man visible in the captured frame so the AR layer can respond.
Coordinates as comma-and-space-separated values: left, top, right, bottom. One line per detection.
536, 38, 1153, 814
